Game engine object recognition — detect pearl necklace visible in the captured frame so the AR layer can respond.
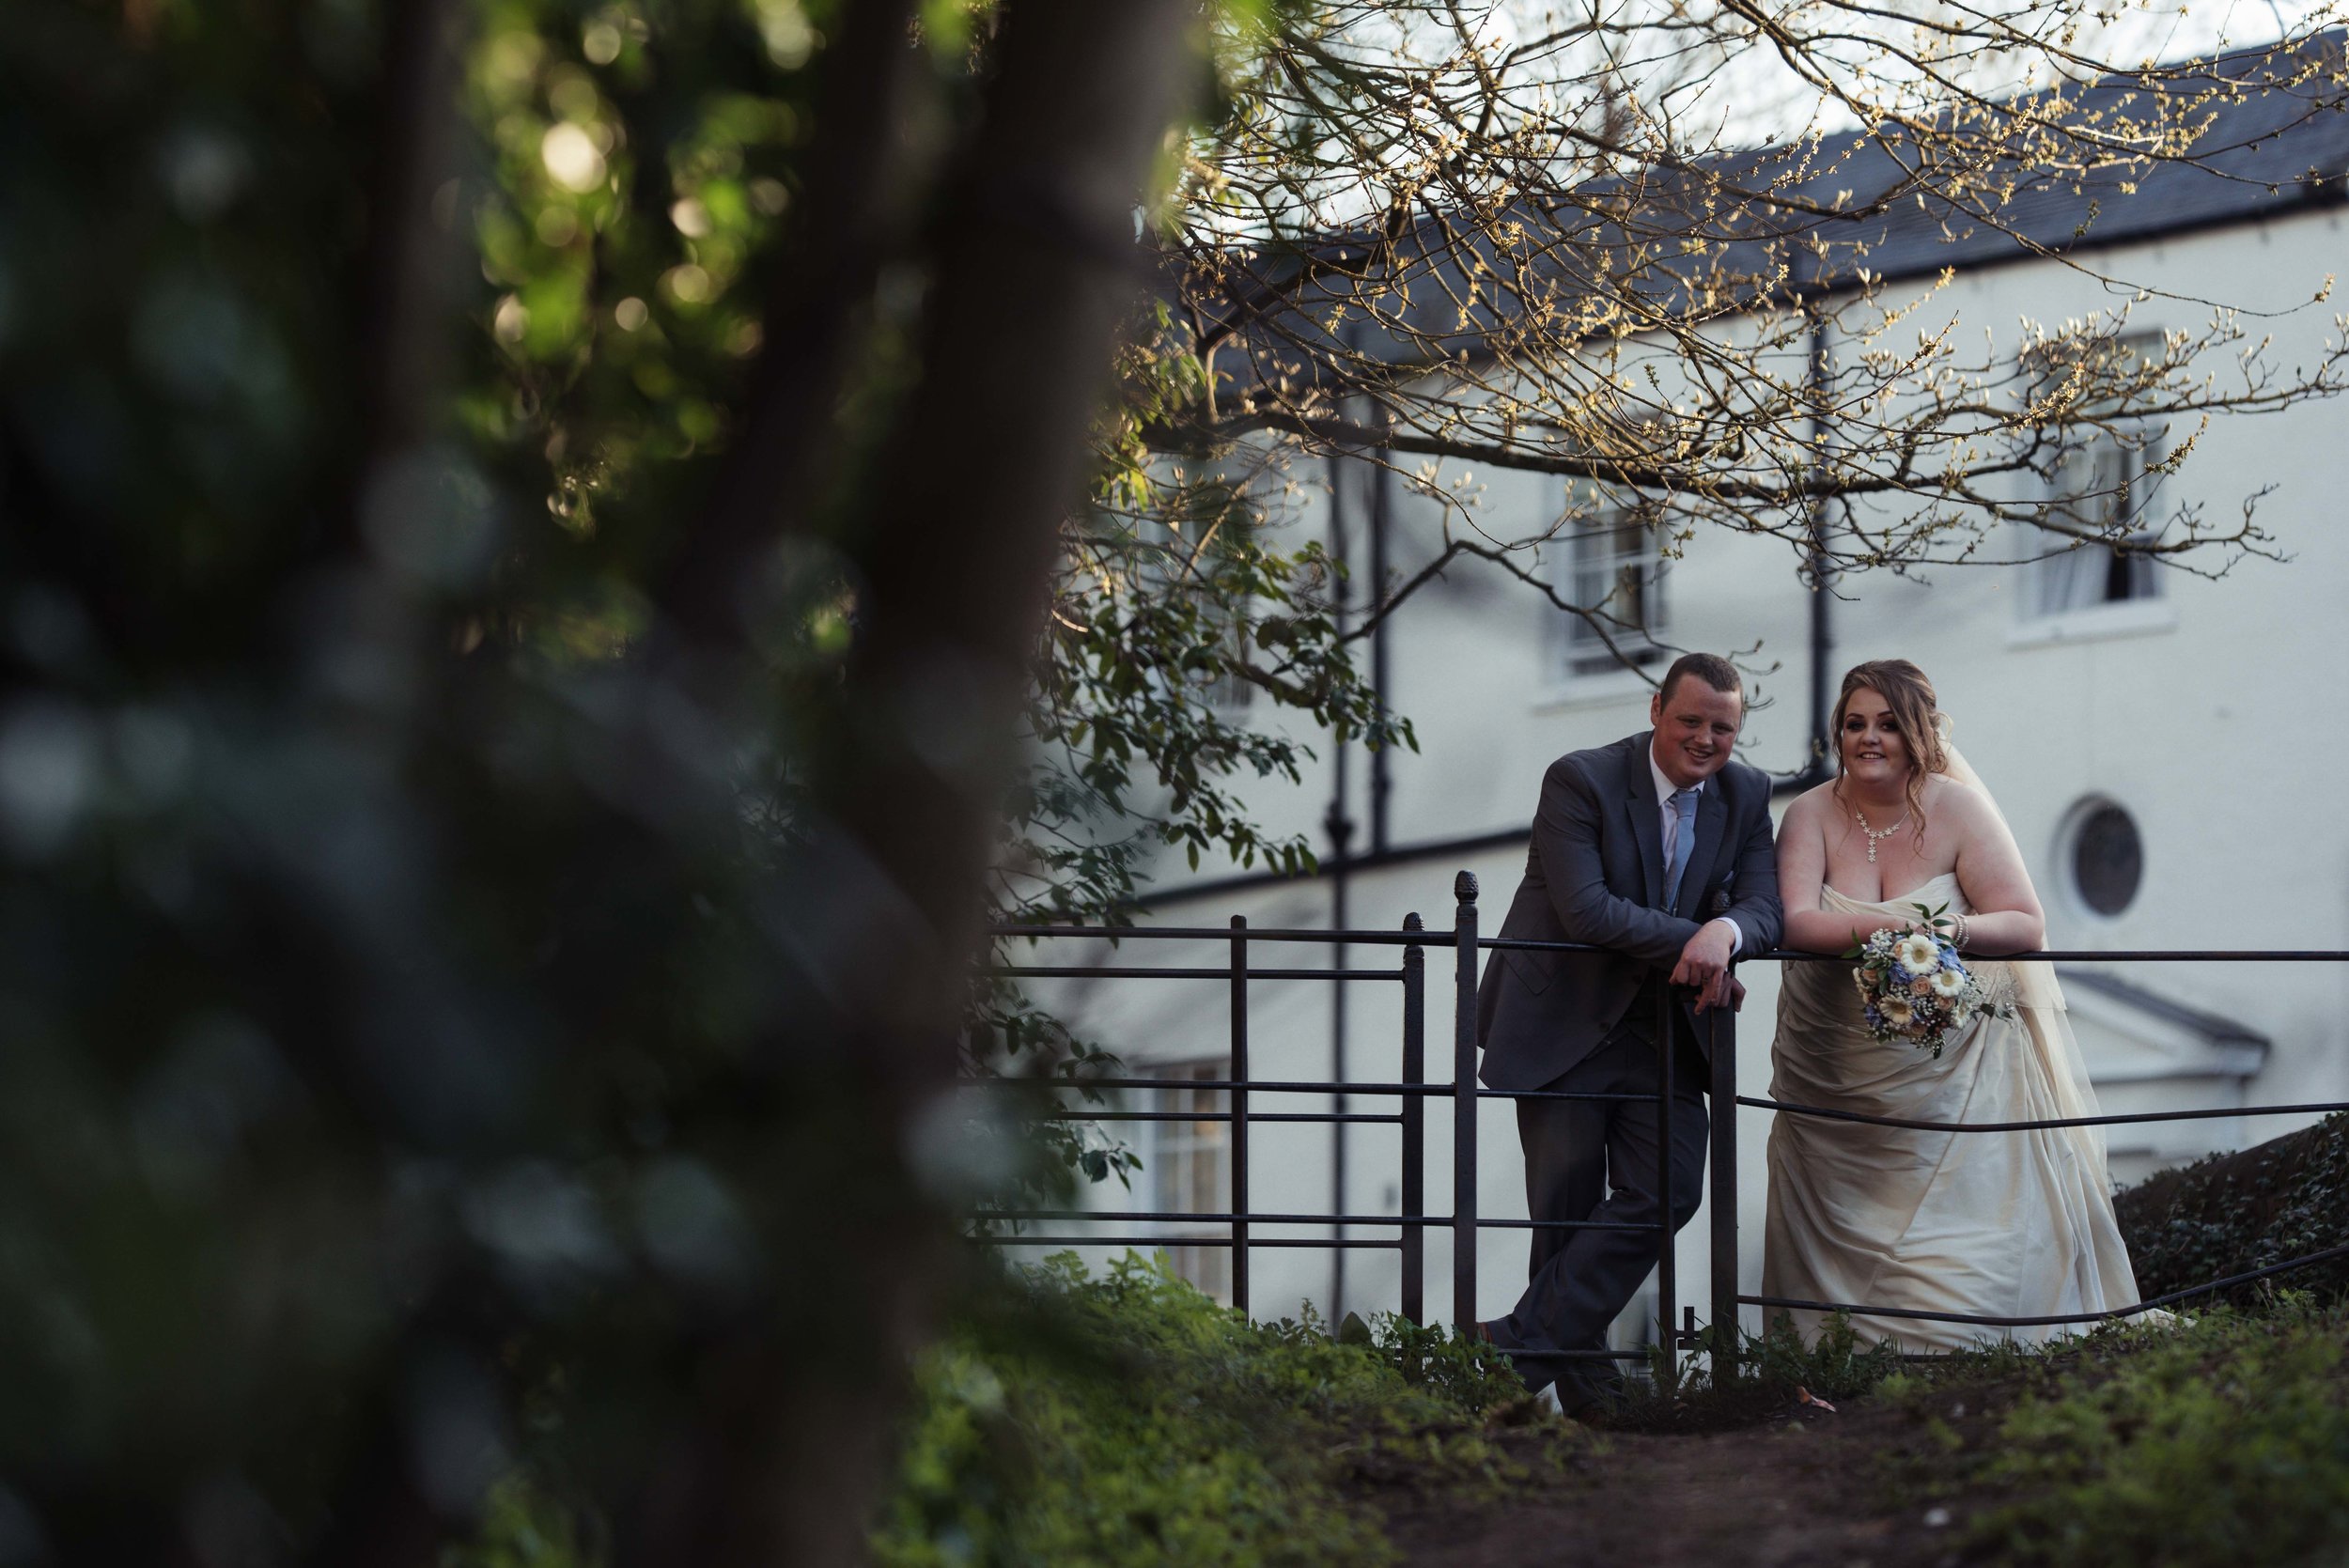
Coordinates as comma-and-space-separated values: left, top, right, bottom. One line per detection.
1853, 802, 1909, 863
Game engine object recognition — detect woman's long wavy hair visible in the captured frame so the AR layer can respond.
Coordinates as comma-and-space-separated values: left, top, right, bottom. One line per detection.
1830, 660, 1948, 839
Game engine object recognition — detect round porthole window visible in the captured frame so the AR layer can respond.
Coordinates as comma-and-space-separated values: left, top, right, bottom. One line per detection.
2066, 800, 2143, 918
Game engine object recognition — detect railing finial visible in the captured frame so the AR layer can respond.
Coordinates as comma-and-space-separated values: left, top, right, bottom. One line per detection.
1454, 869, 1480, 903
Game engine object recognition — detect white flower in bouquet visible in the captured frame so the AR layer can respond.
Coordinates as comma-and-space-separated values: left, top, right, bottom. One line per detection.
1847, 901, 2015, 1058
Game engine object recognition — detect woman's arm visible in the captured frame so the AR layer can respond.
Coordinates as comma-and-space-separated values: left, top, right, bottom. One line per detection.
1948, 785, 2046, 954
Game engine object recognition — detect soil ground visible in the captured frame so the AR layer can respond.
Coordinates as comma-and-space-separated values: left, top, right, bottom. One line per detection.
1361, 1395, 1964, 1568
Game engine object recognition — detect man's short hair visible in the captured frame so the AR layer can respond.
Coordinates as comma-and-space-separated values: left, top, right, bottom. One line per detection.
1657, 652, 1743, 707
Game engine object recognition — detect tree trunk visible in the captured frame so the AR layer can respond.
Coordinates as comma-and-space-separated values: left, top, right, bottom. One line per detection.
626, 4, 1201, 1564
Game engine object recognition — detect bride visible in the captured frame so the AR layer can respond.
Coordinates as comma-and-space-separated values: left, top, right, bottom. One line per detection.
1763, 659, 2144, 1351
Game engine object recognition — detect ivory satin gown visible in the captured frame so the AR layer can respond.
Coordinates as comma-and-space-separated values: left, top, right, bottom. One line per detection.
1762, 873, 2145, 1351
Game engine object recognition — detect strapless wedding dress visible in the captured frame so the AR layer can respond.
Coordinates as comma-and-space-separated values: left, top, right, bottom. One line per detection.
1762, 873, 2144, 1351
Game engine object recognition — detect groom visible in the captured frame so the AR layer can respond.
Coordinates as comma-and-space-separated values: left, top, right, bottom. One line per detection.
1474, 652, 1782, 1410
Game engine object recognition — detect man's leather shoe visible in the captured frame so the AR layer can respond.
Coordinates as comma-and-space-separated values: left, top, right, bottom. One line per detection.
1472, 1320, 1559, 1398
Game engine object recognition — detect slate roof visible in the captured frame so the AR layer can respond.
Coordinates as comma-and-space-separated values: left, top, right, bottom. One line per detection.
1751, 32, 2349, 288
1197, 31, 2349, 379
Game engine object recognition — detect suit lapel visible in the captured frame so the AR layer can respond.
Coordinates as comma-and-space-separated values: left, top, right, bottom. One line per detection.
1673, 779, 1730, 917
1623, 735, 1665, 906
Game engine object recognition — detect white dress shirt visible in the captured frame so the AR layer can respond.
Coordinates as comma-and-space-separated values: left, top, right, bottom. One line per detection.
1648, 738, 1743, 954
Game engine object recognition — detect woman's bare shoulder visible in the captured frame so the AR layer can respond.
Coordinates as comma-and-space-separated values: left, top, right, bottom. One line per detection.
1924, 772, 2014, 850
1780, 780, 1839, 827
1923, 771, 1996, 821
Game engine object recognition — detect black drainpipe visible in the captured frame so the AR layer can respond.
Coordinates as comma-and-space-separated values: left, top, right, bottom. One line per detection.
1325, 445, 1357, 1318
1800, 298, 1836, 786
1369, 406, 1393, 855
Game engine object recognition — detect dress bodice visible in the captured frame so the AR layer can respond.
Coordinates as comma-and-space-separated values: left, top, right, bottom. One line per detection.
1812, 870, 2011, 1011
1820, 869, 1966, 919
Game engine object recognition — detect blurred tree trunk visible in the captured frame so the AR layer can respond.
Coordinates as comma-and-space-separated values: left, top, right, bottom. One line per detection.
630, 4, 1201, 1565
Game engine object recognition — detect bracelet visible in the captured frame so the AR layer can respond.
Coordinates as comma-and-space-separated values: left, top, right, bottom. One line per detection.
1951, 913, 1969, 951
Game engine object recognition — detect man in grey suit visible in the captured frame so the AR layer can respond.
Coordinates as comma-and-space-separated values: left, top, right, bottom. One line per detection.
1474, 652, 1782, 1410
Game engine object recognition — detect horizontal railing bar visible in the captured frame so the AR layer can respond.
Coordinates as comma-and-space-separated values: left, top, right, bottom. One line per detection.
991, 924, 1430, 946
982, 1210, 1422, 1227
1028, 1110, 1405, 1125
958, 1077, 1458, 1096
1482, 1089, 1669, 1103
1742, 1094, 2349, 1134
973, 1089, 2348, 1130
984, 965, 1403, 981
1241, 1110, 1406, 1125
968, 1234, 1404, 1250
1737, 1292, 2114, 1328
1742, 1236, 2349, 1328
963, 1078, 1645, 1103
1479, 938, 2349, 962
988, 922, 2349, 966
1751, 949, 2349, 964
973, 1210, 1657, 1232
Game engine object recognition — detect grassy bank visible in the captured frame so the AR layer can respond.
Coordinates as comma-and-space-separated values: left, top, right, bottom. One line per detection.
870, 1254, 1563, 1568
2115, 1110, 2349, 1308
1867, 1303, 2349, 1564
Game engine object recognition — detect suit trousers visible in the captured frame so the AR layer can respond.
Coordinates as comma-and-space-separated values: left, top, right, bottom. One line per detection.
1495, 1018, 1709, 1400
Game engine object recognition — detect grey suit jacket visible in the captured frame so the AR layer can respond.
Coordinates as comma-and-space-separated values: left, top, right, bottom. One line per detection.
1475, 731, 1784, 1092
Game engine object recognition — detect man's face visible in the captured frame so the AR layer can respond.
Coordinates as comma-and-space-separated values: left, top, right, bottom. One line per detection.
1649, 677, 1743, 788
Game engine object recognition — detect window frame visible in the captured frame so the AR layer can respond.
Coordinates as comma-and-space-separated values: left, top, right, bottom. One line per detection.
2015, 331, 2175, 640
2054, 795, 2147, 924
1137, 1058, 1232, 1301
1538, 500, 1669, 693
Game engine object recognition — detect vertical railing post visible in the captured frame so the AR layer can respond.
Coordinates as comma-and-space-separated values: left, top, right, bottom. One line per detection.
1401, 912, 1426, 1326
1451, 872, 1480, 1334
1655, 982, 1678, 1389
1707, 1000, 1738, 1385
1230, 914, 1250, 1316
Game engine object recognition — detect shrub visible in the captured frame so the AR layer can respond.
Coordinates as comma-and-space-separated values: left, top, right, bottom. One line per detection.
1874, 1304, 2349, 1566
2114, 1111, 2349, 1309
869, 1253, 1534, 1567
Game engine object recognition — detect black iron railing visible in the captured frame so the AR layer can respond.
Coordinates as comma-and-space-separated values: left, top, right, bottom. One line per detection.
965, 872, 2349, 1378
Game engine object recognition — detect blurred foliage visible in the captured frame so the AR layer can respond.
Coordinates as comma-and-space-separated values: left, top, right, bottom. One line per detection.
440, 1252, 1536, 1567
443, 1475, 602, 1568
439, 0, 1417, 1190
867, 1253, 1542, 1567
0, 0, 1393, 1557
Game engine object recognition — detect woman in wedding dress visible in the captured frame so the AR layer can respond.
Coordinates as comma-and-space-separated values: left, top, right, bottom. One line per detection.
1763, 660, 2144, 1351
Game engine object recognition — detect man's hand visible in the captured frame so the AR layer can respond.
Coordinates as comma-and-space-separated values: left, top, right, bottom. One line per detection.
1672, 919, 1738, 1013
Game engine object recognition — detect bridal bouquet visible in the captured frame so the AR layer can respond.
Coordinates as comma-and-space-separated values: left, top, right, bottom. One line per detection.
1847, 905, 2010, 1059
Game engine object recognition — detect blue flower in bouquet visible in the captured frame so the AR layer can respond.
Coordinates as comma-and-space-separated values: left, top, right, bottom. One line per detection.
1844, 901, 2014, 1058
